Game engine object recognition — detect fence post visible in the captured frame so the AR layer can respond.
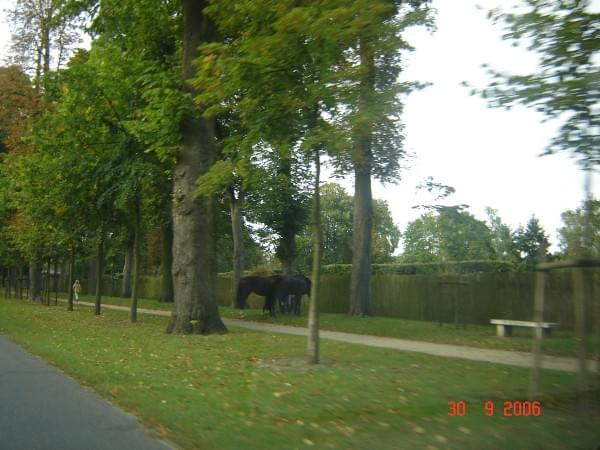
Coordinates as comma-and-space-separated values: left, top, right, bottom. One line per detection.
529, 254, 547, 398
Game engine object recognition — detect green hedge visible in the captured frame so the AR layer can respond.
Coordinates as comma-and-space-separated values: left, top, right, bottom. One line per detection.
322, 261, 515, 275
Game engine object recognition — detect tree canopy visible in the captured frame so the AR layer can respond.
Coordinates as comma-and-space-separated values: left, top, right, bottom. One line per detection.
479, 0, 600, 168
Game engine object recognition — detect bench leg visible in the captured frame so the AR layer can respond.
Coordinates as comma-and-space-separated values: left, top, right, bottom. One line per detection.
533, 328, 552, 339
542, 327, 552, 338
497, 325, 512, 337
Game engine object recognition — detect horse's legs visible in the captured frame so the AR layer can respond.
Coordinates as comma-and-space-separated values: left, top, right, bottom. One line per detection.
236, 285, 250, 309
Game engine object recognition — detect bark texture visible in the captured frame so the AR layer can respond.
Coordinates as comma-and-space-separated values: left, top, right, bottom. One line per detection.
159, 221, 174, 303
94, 240, 103, 316
28, 263, 42, 302
121, 240, 133, 298
67, 245, 75, 311
308, 149, 322, 364
230, 189, 245, 307
349, 39, 375, 317
130, 197, 141, 322
167, 0, 226, 335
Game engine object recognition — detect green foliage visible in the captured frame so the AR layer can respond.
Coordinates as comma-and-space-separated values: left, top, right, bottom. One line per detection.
401, 207, 496, 263
485, 207, 517, 261
478, 0, 600, 168
296, 183, 401, 270
513, 215, 550, 268
321, 260, 514, 275
558, 199, 600, 257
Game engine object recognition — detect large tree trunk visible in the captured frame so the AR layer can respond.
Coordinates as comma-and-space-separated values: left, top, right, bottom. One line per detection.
121, 239, 133, 298
308, 148, 322, 364
167, 0, 226, 335
350, 168, 373, 316
349, 38, 375, 317
230, 189, 245, 307
159, 220, 174, 303
28, 263, 42, 302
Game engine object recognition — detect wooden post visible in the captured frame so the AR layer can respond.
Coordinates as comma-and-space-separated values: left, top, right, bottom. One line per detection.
529, 253, 547, 399
572, 267, 590, 419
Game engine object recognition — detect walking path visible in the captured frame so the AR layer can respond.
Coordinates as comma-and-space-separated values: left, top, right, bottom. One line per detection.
82, 301, 599, 374
0, 334, 174, 450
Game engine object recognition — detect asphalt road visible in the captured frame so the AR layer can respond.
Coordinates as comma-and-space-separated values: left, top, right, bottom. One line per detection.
0, 334, 174, 450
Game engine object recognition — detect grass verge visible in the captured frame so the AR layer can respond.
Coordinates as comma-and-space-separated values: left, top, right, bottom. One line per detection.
0, 297, 598, 449
74, 293, 597, 359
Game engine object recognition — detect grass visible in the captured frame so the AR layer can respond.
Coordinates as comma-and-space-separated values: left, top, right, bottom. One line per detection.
0, 296, 598, 450
74, 292, 598, 360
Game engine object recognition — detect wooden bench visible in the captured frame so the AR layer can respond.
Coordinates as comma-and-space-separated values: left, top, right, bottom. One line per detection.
490, 319, 560, 338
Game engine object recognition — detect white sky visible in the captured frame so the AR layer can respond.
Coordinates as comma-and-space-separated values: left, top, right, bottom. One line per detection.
1, 0, 598, 252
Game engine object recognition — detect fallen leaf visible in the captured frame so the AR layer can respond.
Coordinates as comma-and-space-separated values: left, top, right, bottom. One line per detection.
435, 434, 448, 444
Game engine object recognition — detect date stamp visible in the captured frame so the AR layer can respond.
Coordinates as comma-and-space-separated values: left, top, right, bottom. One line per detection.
448, 400, 542, 417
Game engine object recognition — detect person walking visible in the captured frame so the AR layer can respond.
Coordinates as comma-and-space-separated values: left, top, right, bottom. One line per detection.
72, 279, 81, 302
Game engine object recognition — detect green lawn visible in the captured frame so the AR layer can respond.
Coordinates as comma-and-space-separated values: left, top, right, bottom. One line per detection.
0, 296, 597, 450
76, 293, 596, 359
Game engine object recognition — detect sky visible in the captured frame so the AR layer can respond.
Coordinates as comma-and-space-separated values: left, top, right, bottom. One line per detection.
1, 0, 598, 253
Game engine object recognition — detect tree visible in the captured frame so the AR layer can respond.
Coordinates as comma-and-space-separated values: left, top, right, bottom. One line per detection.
166, 0, 226, 334
401, 207, 496, 263
485, 207, 517, 261
7, 0, 80, 89
0, 66, 40, 154
296, 183, 401, 268
513, 216, 550, 268
558, 200, 600, 258
337, 0, 432, 316
478, 0, 599, 168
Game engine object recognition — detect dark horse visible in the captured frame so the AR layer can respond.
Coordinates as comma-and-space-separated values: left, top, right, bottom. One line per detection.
235, 275, 282, 310
265, 274, 311, 316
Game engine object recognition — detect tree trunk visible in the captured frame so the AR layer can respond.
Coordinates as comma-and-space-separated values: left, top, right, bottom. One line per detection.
121, 239, 133, 298
28, 263, 42, 302
94, 239, 103, 316
159, 220, 174, 303
88, 257, 97, 295
308, 148, 322, 364
130, 196, 141, 322
167, 0, 226, 335
349, 38, 375, 317
529, 253, 547, 398
230, 189, 245, 307
67, 245, 75, 311
350, 168, 373, 316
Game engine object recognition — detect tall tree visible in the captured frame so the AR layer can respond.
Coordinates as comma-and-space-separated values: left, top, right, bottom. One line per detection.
485, 207, 516, 261
513, 216, 550, 268
401, 207, 496, 263
296, 183, 401, 268
7, 0, 80, 89
330, 0, 431, 316
167, 0, 226, 334
558, 199, 600, 258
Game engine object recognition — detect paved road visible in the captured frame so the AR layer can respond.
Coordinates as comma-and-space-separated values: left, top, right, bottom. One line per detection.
87, 301, 599, 374
0, 334, 173, 450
